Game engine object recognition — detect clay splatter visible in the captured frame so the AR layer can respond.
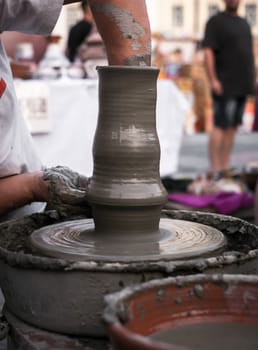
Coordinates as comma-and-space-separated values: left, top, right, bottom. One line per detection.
156, 289, 164, 301
124, 54, 151, 66
174, 297, 183, 305
193, 284, 204, 299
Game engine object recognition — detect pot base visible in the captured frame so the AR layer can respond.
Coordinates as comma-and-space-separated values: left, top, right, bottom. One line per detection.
29, 218, 227, 262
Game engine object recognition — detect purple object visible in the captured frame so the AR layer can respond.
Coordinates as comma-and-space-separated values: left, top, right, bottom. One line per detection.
168, 192, 254, 215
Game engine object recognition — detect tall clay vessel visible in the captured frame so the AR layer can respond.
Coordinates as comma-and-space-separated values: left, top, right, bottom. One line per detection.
88, 66, 167, 237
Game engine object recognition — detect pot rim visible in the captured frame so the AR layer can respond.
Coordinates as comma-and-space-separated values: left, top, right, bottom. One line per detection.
104, 273, 258, 350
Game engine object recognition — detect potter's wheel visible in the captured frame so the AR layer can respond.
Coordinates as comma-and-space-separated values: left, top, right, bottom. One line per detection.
27, 66, 226, 263
29, 218, 227, 262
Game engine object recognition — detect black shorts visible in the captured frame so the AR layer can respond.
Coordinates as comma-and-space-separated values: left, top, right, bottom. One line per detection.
212, 94, 246, 128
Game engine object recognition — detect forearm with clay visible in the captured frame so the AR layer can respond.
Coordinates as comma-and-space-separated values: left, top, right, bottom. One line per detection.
0, 167, 90, 217
88, 0, 151, 66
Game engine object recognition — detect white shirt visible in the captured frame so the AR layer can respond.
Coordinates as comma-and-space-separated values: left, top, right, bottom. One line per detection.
0, 0, 63, 218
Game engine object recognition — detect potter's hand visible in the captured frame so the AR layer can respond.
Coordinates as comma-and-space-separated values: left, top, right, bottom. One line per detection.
43, 166, 91, 217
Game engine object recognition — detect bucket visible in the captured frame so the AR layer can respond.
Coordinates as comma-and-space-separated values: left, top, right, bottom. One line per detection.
104, 274, 258, 350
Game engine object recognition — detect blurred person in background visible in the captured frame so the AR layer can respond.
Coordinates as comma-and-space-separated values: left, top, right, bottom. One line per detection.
0, 0, 151, 219
66, 0, 94, 62
203, 0, 255, 180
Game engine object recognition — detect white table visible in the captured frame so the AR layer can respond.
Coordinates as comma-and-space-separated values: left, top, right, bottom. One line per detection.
14, 78, 189, 177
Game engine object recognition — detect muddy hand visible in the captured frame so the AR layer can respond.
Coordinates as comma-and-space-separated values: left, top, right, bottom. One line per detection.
43, 166, 91, 217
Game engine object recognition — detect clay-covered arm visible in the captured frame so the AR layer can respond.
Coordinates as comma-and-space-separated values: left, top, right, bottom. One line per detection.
88, 0, 151, 66
0, 167, 90, 217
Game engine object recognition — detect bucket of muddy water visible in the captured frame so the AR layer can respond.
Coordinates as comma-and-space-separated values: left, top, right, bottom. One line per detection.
104, 274, 258, 350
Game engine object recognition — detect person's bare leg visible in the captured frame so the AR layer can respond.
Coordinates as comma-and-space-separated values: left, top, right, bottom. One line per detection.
208, 126, 224, 172
221, 127, 237, 170
88, 0, 151, 66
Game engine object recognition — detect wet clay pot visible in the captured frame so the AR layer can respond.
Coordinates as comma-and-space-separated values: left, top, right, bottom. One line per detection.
0, 211, 258, 337
104, 274, 258, 350
87, 66, 167, 240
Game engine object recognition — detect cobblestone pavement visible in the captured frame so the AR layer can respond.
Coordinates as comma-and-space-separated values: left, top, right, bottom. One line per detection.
0, 131, 257, 349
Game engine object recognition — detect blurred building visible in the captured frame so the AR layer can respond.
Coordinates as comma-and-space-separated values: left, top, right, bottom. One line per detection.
146, 0, 258, 38
56, 1, 258, 43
